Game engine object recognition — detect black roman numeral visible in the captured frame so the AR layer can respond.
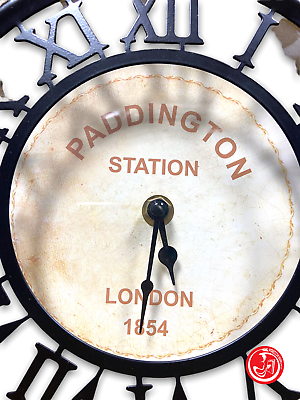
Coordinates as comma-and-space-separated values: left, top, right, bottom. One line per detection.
0, 128, 9, 145
0, 276, 10, 306
243, 354, 300, 399
72, 368, 104, 400
126, 377, 153, 400
0, 96, 30, 117
6, 344, 77, 400
0, 316, 30, 343
0, 96, 30, 143
294, 305, 300, 313
126, 376, 188, 400
15, 0, 108, 89
121, 0, 203, 52
173, 377, 187, 400
269, 381, 300, 399
243, 354, 256, 400
259, 0, 300, 29
233, 10, 278, 71
293, 104, 300, 119
0, 278, 30, 342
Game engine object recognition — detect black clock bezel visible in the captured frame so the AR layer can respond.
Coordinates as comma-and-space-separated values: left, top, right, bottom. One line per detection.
0, 49, 300, 378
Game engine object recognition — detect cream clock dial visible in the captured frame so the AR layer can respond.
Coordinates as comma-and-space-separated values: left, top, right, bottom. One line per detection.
9, 65, 299, 361
1, 0, 300, 399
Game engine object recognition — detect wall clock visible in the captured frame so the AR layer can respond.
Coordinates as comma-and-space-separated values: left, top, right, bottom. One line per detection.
1, 0, 300, 399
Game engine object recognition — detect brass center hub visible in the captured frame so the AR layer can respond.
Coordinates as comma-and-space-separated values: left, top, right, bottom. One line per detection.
142, 195, 174, 226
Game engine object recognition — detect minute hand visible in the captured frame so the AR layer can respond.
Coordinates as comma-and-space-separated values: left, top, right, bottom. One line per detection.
139, 218, 159, 334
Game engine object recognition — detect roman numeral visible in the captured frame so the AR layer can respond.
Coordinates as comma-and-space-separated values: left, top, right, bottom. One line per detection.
173, 377, 187, 400
0, 276, 30, 342
15, 0, 108, 89
72, 368, 103, 400
0, 96, 30, 117
243, 353, 300, 399
0, 276, 10, 306
0, 128, 9, 144
126, 376, 188, 399
6, 344, 77, 400
233, 10, 278, 71
0, 316, 30, 343
121, 0, 203, 52
268, 381, 300, 399
0, 96, 30, 142
243, 354, 256, 400
126, 377, 153, 400
293, 104, 300, 119
259, 0, 300, 30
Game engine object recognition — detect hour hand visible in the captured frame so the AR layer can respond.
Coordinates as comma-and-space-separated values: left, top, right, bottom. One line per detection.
158, 220, 177, 285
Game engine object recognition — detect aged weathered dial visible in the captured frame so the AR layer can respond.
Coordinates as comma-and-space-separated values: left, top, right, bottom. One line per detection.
5, 59, 299, 364
1, 0, 300, 399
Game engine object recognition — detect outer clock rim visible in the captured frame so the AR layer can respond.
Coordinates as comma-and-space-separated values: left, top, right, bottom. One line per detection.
1, 49, 300, 378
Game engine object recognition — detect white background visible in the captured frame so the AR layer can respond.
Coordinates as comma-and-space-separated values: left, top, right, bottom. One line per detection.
1, 0, 300, 399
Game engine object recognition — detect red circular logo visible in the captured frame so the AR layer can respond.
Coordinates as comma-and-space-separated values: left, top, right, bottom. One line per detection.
246, 346, 284, 384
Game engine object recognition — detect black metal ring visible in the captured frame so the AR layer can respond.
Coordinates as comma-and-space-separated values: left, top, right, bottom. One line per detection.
0, 49, 300, 378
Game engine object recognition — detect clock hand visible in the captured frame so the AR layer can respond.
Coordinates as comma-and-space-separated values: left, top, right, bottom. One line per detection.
158, 220, 177, 285
139, 219, 158, 334
139, 199, 169, 334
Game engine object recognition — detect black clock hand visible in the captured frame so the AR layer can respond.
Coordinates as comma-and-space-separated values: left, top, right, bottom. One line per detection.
139, 218, 159, 334
139, 199, 170, 334
158, 220, 177, 285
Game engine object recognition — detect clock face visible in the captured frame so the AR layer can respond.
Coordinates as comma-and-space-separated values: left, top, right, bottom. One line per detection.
1, 0, 300, 399
8, 63, 300, 364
